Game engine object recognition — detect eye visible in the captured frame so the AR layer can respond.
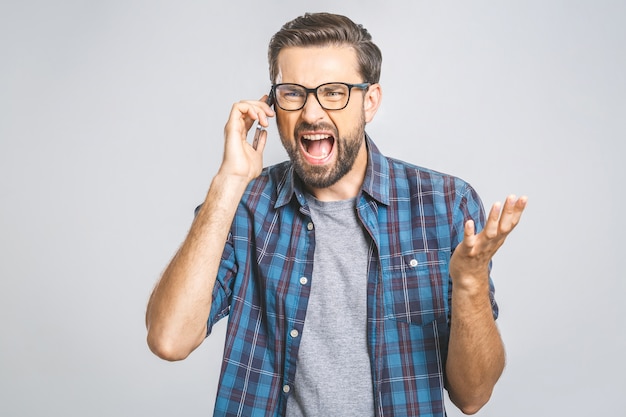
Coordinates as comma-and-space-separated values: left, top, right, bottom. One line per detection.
280, 86, 305, 99
319, 85, 347, 101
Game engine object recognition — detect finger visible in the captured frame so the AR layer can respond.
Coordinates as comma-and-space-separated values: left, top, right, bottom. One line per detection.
225, 102, 258, 137
256, 111, 270, 129
498, 194, 528, 233
463, 219, 476, 247
256, 95, 275, 128
259, 94, 273, 107
484, 201, 502, 239
237, 98, 272, 122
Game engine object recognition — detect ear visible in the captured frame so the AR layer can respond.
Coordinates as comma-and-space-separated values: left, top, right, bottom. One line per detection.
363, 83, 382, 123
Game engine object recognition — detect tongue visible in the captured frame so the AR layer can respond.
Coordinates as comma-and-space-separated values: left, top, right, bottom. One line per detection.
306, 138, 332, 157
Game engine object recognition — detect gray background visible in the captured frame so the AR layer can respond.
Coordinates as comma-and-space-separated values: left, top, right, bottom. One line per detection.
1, 1, 624, 416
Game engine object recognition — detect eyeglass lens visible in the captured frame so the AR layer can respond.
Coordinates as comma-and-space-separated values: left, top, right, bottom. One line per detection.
275, 83, 352, 111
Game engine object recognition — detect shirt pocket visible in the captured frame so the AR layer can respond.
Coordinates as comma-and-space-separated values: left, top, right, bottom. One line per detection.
382, 250, 449, 326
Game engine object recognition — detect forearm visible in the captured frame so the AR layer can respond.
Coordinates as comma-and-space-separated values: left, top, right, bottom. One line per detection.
445, 277, 505, 415
146, 173, 249, 360
444, 195, 525, 413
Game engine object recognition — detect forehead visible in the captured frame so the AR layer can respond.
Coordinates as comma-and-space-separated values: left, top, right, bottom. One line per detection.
275, 45, 361, 86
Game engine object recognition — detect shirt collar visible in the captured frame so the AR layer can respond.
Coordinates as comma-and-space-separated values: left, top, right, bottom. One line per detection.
275, 133, 390, 208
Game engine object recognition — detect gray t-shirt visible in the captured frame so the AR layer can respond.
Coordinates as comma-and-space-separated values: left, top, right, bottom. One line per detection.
286, 196, 374, 417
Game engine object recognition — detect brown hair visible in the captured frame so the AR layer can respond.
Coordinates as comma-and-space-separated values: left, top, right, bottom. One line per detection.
268, 12, 382, 84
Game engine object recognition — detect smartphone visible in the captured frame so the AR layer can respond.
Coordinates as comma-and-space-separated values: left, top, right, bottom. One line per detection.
252, 90, 275, 150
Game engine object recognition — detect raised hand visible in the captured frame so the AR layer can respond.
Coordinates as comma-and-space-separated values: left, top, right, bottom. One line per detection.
449, 195, 528, 291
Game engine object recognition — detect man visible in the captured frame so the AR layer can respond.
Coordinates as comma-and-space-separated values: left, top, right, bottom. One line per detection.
146, 12, 527, 417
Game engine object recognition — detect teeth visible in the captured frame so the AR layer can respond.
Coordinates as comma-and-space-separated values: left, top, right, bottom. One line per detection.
302, 134, 330, 141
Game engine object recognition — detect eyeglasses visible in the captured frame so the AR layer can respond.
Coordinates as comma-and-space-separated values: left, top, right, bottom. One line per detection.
271, 82, 371, 111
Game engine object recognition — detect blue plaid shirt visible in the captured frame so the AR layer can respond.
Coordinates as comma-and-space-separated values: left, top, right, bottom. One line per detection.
207, 136, 497, 417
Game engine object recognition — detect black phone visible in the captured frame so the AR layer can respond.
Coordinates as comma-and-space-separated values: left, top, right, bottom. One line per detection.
252, 89, 274, 150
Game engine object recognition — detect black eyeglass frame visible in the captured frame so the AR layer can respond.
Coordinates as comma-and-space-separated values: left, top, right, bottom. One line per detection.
271, 82, 371, 111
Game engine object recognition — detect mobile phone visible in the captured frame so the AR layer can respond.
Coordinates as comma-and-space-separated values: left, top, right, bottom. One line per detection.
252, 90, 275, 150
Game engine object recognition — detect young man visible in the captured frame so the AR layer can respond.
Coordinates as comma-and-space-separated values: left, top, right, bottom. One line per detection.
146, 12, 527, 417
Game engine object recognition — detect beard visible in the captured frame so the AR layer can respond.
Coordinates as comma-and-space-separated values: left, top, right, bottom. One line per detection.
279, 112, 366, 189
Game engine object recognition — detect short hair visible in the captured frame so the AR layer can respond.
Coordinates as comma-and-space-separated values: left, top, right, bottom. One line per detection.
268, 12, 382, 84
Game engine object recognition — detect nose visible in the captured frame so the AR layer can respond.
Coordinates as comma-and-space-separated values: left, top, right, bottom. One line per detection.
300, 91, 326, 123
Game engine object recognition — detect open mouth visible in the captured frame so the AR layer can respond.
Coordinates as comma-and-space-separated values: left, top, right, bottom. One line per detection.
300, 133, 335, 164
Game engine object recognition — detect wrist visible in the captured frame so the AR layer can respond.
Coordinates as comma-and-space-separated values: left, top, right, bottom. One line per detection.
450, 283, 494, 324
450, 271, 490, 297
212, 171, 252, 191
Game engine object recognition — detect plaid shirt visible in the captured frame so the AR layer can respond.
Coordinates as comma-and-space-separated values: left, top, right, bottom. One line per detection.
207, 136, 497, 417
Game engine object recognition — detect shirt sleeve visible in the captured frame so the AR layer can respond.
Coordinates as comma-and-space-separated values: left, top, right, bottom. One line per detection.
450, 181, 499, 320
205, 230, 238, 335
193, 203, 238, 336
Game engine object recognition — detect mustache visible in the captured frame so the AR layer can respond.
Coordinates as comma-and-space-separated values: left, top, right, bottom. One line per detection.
294, 122, 337, 137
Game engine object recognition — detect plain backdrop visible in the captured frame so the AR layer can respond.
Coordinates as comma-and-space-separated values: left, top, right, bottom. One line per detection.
1, 1, 624, 416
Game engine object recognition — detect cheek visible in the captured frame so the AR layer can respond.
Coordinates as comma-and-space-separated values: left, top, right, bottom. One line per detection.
276, 112, 296, 138
328, 111, 357, 136
276, 119, 301, 152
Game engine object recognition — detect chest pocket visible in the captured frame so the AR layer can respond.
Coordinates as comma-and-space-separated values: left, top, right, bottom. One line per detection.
382, 250, 450, 326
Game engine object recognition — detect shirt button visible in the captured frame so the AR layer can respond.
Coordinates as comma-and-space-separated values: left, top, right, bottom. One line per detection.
283, 384, 291, 393
409, 259, 418, 267
299, 277, 308, 285
307, 222, 314, 231
290, 329, 299, 338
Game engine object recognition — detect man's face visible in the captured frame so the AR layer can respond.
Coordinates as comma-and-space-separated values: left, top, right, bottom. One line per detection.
274, 45, 378, 191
